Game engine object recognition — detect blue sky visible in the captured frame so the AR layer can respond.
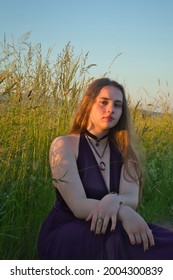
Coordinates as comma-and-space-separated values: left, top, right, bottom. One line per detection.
1, 0, 173, 104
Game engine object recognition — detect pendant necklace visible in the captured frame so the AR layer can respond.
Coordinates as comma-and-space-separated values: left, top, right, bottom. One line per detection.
86, 134, 109, 172
85, 129, 109, 146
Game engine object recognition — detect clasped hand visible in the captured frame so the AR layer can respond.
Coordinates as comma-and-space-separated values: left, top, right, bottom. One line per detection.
86, 194, 120, 235
119, 205, 155, 251
86, 194, 155, 251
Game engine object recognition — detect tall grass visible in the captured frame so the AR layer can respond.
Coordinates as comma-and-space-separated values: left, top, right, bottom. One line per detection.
0, 33, 94, 259
131, 102, 173, 223
0, 33, 173, 259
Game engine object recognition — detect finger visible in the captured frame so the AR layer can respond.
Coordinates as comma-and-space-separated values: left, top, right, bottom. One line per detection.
101, 216, 109, 234
86, 211, 93, 222
146, 228, 155, 247
128, 233, 136, 245
134, 233, 142, 245
95, 217, 104, 235
110, 215, 117, 232
140, 232, 149, 251
90, 214, 99, 232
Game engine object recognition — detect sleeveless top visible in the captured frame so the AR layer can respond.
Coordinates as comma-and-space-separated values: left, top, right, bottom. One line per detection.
55, 134, 123, 211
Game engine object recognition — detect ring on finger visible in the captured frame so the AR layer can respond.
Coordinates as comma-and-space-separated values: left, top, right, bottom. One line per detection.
97, 217, 104, 224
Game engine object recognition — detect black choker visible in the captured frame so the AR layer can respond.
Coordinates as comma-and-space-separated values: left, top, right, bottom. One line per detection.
85, 130, 109, 146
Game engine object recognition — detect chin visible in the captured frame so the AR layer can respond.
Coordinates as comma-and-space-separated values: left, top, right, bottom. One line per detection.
102, 126, 112, 132
105, 123, 115, 129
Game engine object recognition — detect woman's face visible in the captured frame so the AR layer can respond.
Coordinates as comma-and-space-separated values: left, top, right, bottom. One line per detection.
87, 85, 123, 136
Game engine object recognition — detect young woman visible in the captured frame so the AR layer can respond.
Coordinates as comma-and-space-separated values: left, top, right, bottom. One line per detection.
38, 78, 173, 259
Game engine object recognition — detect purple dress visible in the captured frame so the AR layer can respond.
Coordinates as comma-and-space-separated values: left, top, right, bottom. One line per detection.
38, 135, 173, 259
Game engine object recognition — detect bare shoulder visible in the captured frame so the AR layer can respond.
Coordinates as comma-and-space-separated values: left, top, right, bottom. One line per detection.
50, 134, 80, 159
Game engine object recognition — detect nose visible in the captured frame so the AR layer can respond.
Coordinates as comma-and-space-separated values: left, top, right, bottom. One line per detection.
107, 103, 114, 114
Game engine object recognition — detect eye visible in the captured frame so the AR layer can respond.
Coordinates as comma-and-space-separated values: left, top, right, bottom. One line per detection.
100, 100, 108, 105
114, 103, 122, 108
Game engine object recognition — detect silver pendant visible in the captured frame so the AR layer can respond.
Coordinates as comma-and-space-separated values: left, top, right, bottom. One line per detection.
99, 161, 106, 171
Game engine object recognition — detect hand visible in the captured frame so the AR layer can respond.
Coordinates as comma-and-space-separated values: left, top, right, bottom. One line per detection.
86, 194, 120, 234
119, 205, 155, 251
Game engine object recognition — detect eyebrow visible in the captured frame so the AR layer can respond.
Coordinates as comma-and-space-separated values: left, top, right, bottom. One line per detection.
99, 97, 123, 103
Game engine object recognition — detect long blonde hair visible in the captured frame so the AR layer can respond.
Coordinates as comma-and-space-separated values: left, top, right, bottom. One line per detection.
68, 78, 143, 197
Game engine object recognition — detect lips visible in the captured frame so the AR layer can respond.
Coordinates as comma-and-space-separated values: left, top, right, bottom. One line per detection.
104, 116, 114, 121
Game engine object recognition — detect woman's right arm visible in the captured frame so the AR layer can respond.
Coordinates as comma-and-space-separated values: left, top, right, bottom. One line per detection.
49, 136, 99, 219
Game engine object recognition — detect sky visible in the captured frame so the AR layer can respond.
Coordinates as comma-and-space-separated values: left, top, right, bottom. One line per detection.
1, 0, 173, 106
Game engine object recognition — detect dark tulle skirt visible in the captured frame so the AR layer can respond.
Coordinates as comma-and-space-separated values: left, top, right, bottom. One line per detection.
38, 205, 173, 260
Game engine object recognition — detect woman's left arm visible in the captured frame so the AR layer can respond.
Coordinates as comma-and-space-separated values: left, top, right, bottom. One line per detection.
118, 164, 140, 210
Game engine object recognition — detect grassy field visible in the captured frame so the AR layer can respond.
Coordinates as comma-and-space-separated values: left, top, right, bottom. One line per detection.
0, 34, 173, 259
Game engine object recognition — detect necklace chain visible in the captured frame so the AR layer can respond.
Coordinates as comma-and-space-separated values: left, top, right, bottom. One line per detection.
86, 135, 109, 172
86, 135, 109, 159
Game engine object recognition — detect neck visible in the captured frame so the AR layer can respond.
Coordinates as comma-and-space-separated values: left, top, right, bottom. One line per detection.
85, 129, 109, 146
86, 128, 110, 139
